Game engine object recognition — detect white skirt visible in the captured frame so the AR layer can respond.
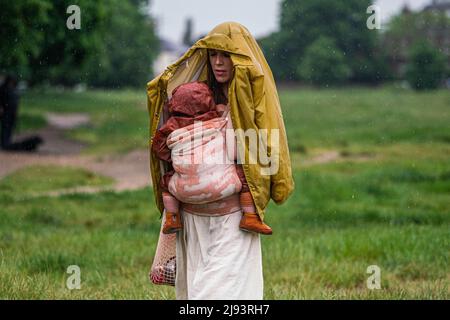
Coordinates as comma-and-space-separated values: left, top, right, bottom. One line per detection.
175, 208, 264, 300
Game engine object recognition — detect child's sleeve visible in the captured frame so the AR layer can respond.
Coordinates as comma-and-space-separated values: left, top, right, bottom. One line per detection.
151, 119, 174, 162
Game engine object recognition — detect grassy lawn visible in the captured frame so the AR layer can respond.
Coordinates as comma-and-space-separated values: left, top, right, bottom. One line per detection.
20, 89, 149, 154
1, 86, 449, 299
0, 166, 114, 198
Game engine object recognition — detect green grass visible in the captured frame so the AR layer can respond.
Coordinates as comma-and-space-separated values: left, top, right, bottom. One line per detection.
282, 86, 450, 151
0, 166, 114, 198
1, 86, 449, 299
18, 86, 450, 155
16, 112, 47, 133
261, 160, 449, 299
20, 88, 148, 154
0, 189, 168, 299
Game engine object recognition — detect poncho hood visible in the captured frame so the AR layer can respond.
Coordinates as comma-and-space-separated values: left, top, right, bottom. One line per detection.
147, 21, 295, 220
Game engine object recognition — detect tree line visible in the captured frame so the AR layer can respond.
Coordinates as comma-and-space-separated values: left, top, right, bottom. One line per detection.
1, 0, 448, 90
0, 0, 159, 89
259, 0, 449, 89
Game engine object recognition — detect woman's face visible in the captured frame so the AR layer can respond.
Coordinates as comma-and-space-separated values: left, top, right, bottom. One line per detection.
208, 49, 233, 84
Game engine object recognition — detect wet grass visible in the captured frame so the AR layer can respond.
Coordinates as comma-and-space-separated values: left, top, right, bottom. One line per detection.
1, 86, 449, 299
20, 88, 148, 154
0, 166, 114, 198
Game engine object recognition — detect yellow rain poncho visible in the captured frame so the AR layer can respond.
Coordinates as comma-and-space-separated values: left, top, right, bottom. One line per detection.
146, 22, 295, 221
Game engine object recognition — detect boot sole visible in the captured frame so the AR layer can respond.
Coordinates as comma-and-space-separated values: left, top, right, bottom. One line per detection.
162, 228, 182, 234
239, 227, 272, 235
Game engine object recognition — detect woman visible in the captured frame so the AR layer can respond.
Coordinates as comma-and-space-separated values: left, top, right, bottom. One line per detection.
147, 22, 295, 299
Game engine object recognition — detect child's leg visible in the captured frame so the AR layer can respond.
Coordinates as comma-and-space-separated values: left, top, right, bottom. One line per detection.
238, 191, 273, 235
236, 164, 272, 235
239, 191, 256, 213
162, 191, 182, 234
162, 191, 180, 213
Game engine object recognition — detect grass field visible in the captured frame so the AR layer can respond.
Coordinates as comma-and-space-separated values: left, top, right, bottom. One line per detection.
0, 86, 449, 299
19, 89, 149, 155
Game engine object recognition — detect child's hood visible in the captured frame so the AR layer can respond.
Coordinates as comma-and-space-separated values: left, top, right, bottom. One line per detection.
168, 81, 216, 117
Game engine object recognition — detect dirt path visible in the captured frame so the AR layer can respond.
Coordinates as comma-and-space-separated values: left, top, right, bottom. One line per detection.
300, 150, 376, 167
0, 113, 151, 194
0, 113, 374, 197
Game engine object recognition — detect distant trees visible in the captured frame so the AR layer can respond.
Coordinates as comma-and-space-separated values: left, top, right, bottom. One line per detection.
182, 18, 194, 47
0, 0, 159, 88
0, 1, 52, 80
406, 40, 447, 90
27, 0, 109, 87
298, 36, 351, 86
3, 1, 449, 90
259, 0, 450, 89
260, 0, 388, 84
86, 0, 159, 88
382, 10, 450, 88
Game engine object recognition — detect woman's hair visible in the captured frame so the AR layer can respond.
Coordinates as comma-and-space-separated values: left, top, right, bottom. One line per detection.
206, 49, 228, 105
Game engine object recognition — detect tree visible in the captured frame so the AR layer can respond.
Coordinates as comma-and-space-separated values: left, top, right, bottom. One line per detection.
382, 10, 450, 80
405, 40, 447, 90
86, 0, 159, 88
298, 36, 351, 86
260, 0, 385, 83
0, 1, 52, 79
28, 0, 108, 86
1, 0, 159, 88
182, 18, 194, 47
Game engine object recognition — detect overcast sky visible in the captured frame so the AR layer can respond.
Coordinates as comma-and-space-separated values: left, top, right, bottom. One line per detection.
149, 0, 432, 44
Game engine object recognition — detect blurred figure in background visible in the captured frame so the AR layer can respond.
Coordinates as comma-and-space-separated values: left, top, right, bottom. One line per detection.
0, 75, 42, 152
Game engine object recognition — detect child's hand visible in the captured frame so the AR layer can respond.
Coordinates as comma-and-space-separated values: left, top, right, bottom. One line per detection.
216, 104, 227, 116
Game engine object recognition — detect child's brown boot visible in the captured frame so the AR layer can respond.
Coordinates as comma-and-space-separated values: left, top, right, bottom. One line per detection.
162, 211, 182, 234
239, 212, 273, 235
